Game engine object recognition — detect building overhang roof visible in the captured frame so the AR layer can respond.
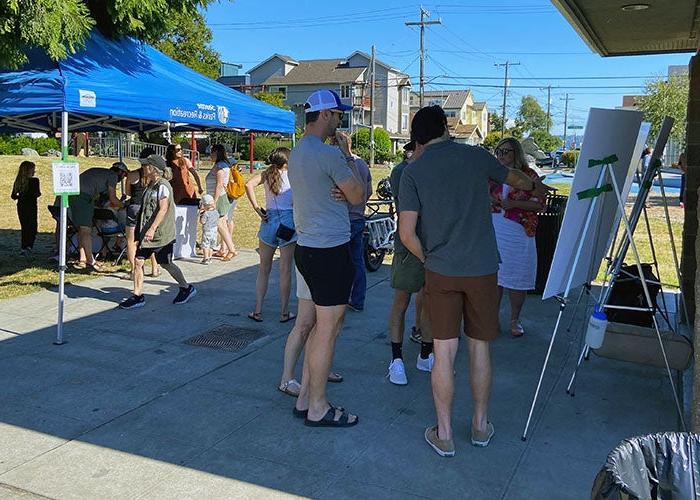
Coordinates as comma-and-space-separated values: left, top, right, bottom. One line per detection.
551, 0, 699, 56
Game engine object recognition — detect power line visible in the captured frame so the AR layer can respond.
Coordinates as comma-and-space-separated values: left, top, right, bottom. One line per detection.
426, 75, 658, 80
208, 6, 412, 26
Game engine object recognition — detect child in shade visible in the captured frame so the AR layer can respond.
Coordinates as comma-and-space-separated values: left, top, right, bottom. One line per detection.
10, 161, 41, 258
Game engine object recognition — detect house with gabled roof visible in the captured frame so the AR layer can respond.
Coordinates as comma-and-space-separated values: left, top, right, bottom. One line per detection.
239, 52, 412, 140
409, 89, 489, 145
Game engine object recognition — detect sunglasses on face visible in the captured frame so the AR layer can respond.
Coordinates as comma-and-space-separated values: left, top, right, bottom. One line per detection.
174, 147, 182, 152
495, 148, 514, 156
329, 110, 344, 120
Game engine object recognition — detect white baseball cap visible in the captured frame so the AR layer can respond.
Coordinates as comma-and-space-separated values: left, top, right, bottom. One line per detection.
304, 89, 352, 113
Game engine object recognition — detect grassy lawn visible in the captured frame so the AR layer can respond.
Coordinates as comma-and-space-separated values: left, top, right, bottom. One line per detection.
0, 154, 395, 300
548, 182, 684, 289
0, 155, 683, 300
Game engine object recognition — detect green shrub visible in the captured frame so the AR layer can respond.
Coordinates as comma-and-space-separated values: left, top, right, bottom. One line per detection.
0, 134, 60, 155
239, 136, 292, 161
561, 149, 580, 168
351, 127, 392, 164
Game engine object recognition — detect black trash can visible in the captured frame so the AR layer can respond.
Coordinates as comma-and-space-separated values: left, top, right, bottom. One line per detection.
533, 194, 568, 294
591, 432, 700, 499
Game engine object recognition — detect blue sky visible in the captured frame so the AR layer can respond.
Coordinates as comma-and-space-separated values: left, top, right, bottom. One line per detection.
205, 0, 690, 138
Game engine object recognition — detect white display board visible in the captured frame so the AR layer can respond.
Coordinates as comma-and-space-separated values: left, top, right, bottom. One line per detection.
543, 108, 646, 300
174, 204, 198, 259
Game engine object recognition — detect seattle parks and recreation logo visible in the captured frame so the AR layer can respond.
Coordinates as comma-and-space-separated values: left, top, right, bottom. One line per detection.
217, 106, 229, 125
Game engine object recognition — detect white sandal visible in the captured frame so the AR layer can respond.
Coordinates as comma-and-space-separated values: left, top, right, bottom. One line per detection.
278, 378, 301, 397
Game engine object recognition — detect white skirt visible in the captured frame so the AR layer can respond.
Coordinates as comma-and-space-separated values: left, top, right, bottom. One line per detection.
492, 213, 537, 290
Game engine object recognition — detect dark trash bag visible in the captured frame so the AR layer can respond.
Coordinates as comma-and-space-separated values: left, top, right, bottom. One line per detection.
533, 194, 568, 294
591, 432, 700, 500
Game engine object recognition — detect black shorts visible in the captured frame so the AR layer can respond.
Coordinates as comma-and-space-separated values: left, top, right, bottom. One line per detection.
126, 204, 141, 228
295, 243, 354, 307
136, 241, 174, 265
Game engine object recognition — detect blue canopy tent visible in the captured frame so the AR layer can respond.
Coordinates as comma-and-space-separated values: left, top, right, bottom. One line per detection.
0, 31, 295, 344
0, 31, 295, 134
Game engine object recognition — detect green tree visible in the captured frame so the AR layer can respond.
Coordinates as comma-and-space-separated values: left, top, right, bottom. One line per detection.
154, 9, 220, 80
637, 75, 689, 145
483, 127, 525, 151
488, 112, 504, 133
0, 0, 219, 71
529, 129, 562, 153
483, 131, 503, 151
253, 91, 291, 110
516, 95, 551, 134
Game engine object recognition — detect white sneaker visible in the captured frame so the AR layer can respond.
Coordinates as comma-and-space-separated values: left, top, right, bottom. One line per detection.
416, 352, 434, 372
388, 359, 408, 385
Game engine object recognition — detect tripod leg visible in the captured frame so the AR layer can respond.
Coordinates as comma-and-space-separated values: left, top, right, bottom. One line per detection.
566, 344, 589, 396
565, 286, 586, 333
522, 302, 566, 441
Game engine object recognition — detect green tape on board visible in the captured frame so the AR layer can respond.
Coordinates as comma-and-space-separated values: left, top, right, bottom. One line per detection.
588, 154, 619, 168
61, 194, 69, 207
576, 183, 613, 200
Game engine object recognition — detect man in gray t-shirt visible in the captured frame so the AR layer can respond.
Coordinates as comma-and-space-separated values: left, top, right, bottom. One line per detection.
288, 89, 365, 428
399, 105, 550, 456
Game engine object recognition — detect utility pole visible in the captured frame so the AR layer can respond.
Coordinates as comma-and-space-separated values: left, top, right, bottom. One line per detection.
495, 61, 519, 135
561, 93, 574, 148
369, 45, 376, 168
406, 6, 441, 108
542, 85, 552, 133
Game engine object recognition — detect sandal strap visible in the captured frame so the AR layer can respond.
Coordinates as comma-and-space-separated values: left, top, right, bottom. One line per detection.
280, 378, 300, 391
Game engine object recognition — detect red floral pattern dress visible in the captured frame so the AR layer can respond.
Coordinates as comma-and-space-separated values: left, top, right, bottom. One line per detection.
489, 167, 543, 237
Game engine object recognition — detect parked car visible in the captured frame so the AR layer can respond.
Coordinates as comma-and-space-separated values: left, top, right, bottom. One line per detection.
535, 151, 555, 169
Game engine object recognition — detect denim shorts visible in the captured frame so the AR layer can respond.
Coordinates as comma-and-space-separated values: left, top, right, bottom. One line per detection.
258, 209, 297, 248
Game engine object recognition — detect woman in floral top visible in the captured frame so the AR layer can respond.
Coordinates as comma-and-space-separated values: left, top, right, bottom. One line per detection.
489, 138, 544, 337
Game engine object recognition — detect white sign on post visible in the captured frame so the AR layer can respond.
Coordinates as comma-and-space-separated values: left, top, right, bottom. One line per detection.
52, 162, 80, 195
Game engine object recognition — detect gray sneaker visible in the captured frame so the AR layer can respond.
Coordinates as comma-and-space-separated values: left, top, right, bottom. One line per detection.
424, 426, 455, 457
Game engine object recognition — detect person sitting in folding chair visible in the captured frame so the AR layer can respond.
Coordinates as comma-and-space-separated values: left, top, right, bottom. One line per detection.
119, 155, 196, 309
65, 163, 127, 270
93, 198, 126, 262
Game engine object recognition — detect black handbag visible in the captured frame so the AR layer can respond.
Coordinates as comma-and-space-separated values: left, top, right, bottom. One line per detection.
276, 223, 295, 241
271, 195, 295, 241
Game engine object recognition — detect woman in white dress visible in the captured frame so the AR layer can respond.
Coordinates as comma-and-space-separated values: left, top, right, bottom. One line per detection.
490, 138, 544, 337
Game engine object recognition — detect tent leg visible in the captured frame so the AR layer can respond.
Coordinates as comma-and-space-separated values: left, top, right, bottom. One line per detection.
55, 111, 69, 346
249, 132, 255, 173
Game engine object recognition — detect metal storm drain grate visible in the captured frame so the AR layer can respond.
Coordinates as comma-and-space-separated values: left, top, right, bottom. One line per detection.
184, 325, 266, 352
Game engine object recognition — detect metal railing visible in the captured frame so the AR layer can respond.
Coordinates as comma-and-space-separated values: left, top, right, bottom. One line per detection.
86, 137, 199, 163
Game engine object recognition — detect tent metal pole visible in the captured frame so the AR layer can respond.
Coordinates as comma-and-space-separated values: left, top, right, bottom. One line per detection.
55, 111, 69, 346
249, 133, 255, 173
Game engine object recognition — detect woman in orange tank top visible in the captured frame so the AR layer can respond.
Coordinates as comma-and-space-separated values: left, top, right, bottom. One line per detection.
165, 144, 203, 204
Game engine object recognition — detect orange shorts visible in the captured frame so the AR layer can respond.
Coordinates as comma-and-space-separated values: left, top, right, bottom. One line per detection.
425, 270, 499, 341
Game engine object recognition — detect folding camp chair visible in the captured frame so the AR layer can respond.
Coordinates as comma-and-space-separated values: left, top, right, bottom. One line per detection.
92, 208, 127, 265
47, 204, 80, 256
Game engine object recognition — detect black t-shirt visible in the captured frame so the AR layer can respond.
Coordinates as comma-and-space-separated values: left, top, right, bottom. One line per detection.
12, 177, 41, 205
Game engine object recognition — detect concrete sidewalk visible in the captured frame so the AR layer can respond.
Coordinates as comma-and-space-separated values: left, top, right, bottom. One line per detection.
0, 251, 678, 499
